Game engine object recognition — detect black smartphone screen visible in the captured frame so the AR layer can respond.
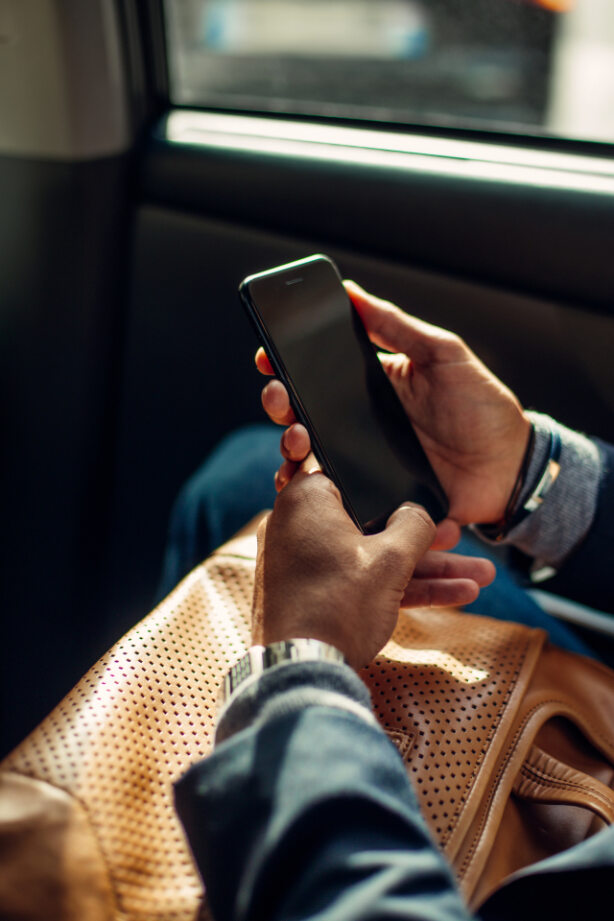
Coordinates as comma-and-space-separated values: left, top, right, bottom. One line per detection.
240, 254, 447, 532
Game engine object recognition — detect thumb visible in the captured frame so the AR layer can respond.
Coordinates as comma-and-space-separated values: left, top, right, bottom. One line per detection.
344, 280, 439, 365
375, 502, 436, 580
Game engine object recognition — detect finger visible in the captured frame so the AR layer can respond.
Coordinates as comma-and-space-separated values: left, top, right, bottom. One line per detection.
413, 551, 496, 588
285, 455, 345, 512
430, 518, 462, 551
298, 452, 324, 477
255, 347, 274, 375
344, 280, 451, 366
281, 423, 311, 462
377, 352, 411, 378
274, 459, 298, 492
262, 379, 296, 426
401, 577, 481, 608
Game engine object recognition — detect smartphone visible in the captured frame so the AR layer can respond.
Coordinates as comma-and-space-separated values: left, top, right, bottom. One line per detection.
239, 254, 447, 532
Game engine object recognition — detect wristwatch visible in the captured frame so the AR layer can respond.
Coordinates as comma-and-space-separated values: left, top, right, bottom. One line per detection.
222, 639, 346, 704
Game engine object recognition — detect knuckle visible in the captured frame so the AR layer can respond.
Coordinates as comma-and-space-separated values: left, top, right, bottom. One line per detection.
303, 470, 337, 502
380, 540, 409, 570
438, 330, 466, 357
282, 469, 315, 505
417, 513, 437, 546
396, 502, 435, 535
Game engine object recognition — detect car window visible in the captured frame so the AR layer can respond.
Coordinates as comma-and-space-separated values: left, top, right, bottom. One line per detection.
164, 0, 614, 145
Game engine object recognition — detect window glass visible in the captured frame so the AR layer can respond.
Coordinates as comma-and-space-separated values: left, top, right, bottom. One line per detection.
164, 0, 614, 144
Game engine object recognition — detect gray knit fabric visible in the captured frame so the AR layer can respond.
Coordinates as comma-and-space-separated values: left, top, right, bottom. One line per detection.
496, 411, 602, 568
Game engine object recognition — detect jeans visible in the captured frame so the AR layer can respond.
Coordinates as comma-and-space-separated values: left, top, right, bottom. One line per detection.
159, 424, 596, 658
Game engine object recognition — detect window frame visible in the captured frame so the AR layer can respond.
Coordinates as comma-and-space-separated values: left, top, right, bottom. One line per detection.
150, 0, 614, 161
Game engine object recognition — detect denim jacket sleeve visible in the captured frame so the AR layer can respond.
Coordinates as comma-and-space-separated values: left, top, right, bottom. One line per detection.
174, 660, 614, 921
174, 661, 472, 921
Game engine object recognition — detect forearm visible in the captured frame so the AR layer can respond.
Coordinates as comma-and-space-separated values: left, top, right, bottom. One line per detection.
175, 662, 472, 921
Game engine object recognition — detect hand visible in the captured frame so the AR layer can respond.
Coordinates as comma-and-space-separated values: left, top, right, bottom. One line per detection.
253, 458, 495, 670
257, 281, 531, 545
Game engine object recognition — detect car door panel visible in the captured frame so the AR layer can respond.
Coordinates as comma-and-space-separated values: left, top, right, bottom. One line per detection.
106, 187, 614, 630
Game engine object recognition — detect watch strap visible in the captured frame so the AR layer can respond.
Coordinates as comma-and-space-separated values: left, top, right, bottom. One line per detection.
223, 639, 346, 703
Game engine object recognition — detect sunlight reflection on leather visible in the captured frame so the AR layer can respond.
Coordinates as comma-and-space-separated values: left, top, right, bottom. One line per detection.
381, 640, 489, 685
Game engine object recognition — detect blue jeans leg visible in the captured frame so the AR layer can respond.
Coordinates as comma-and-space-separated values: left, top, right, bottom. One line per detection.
456, 532, 595, 657
157, 424, 280, 599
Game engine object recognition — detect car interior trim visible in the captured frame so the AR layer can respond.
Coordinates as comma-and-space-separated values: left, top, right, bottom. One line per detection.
0, 0, 131, 159
164, 111, 614, 190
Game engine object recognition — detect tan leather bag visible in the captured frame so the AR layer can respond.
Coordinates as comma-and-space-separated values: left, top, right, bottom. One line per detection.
2, 521, 614, 920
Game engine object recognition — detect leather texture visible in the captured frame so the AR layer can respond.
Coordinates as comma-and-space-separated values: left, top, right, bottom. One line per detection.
2, 521, 614, 919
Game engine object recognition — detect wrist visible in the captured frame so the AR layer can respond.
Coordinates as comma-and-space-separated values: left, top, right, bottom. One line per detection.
257, 626, 360, 669
474, 413, 533, 530
475, 416, 563, 545
498, 413, 534, 516
496, 412, 602, 571
478, 421, 538, 540
254, 591, 361, 667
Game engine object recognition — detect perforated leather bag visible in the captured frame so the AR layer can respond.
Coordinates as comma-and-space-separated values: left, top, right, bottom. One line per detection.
1, 522, 614, 920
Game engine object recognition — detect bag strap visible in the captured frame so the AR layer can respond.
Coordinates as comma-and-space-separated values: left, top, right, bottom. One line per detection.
513, 744, 614, 824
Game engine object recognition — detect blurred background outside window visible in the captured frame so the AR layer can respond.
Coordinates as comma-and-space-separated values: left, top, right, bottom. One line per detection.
164, 0, 614, 144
